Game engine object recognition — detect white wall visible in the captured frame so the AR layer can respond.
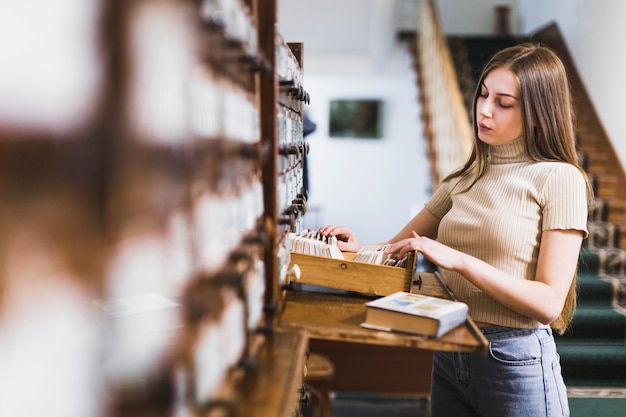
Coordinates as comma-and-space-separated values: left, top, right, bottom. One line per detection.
437, 0, 520, 35
518, 0, 626, 172
278, 0, 431, 245
301, 70, 430, 244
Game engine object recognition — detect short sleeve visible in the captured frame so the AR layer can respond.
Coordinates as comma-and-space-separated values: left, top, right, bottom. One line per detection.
424, 179, 454, 220
541, 164, 589, 238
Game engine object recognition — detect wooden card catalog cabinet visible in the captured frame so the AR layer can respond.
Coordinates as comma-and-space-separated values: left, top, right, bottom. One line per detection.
0, 1, 108, 416
0, 0, 308, 417
99, 0, 311, 415
106, 0, 306, 416
275, 37, 310, 300
0, 0, 283, 414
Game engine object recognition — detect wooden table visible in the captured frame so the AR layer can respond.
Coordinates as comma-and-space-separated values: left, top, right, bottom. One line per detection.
277, 271, 488, 395
278, 272, 488, 354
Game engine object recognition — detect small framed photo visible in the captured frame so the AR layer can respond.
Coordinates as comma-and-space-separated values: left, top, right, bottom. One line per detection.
328, 99, 384, 139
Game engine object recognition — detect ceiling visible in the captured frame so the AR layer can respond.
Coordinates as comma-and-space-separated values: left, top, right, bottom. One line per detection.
276, 0, 418, 57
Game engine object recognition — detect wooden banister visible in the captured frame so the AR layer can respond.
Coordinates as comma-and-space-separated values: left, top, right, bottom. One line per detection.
414, 0, 473, 188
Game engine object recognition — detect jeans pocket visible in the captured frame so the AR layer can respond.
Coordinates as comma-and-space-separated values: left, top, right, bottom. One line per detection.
488, 333, 542, 366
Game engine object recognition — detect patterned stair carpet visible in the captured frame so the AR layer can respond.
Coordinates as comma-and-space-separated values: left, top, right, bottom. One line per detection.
568, 387, 626, 416
303, 391, 626, 417
555, 241, 626, 388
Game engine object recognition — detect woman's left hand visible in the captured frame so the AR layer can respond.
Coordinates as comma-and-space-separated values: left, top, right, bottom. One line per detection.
384, 231, 465, 272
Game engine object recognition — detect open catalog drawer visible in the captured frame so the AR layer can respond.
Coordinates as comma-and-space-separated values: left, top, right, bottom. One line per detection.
287, 250, 420, 296
278, 250, 488, 355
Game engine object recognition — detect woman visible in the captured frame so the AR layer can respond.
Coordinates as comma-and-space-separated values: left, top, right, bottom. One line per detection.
319, 43, 593, 417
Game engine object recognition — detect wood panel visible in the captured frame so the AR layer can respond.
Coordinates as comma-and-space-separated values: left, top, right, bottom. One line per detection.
308, 339, 433, 395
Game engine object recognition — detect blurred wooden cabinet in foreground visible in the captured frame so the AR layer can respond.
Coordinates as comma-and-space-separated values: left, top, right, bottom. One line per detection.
0, 1, 311, 416
0, 1, 486, 416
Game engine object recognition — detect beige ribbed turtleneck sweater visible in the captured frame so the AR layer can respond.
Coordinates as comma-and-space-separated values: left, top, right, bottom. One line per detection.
424, 137, 588, 328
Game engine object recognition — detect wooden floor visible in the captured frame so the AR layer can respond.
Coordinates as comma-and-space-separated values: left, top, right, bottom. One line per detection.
303, 394, 431, 417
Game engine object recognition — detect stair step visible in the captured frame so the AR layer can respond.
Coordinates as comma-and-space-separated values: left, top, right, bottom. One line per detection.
556, 341, 626, 387
588, 221, 621, 248
558, 307, 626, 342
579, 246, 626, 275
579, 247, 602, 274
577, 273, 615, 307
582, 150, 612, 164
604, 198, 626, 216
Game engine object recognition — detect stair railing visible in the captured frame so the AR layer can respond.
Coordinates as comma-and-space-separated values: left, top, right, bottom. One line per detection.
415, 0, 473, 188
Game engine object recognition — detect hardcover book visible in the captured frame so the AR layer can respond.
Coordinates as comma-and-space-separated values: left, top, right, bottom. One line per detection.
362, 291, 468, 338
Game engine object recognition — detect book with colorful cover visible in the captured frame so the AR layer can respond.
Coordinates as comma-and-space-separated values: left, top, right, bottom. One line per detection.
361, 291, 468, 338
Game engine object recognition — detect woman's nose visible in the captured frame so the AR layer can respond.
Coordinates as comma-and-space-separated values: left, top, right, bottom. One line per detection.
478, 99, 493, 117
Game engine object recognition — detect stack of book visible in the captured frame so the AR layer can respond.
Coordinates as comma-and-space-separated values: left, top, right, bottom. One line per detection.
361, 291, 468, 338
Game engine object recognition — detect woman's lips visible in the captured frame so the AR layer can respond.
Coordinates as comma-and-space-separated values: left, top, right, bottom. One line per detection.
478, 122, 491, 133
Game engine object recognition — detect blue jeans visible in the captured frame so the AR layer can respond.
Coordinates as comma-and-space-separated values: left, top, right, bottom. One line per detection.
430, 326, 569, 417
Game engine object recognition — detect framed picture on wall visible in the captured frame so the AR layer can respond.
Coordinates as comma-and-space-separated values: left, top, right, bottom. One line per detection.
328, 99, 384, 139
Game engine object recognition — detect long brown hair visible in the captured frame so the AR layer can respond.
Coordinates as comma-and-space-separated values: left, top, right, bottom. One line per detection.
445, 43, 593, 334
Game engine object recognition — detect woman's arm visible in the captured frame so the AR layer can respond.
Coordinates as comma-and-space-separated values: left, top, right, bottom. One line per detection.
318, 209, 441, 252
387, 209, 440, 242
386, 228, 584, 325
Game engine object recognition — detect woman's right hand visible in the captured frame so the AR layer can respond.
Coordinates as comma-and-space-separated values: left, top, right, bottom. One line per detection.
318, 225, 362, 253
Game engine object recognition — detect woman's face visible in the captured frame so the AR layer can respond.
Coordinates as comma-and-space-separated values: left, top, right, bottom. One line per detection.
476, 67, 523, 145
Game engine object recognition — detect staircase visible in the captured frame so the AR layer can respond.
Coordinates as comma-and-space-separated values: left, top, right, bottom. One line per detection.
447, 33, 626, 389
